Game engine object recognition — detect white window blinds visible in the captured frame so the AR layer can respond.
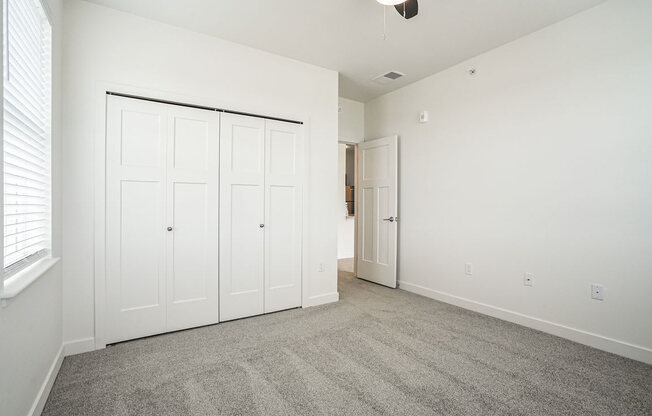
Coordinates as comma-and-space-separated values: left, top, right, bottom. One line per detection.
3, 0, 52, 275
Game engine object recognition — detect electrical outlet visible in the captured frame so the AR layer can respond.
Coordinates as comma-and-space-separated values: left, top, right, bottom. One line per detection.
318, 262, 325, 273
523, 272, 534, 287
591, 284, 604, 301
465, 263, 473, 276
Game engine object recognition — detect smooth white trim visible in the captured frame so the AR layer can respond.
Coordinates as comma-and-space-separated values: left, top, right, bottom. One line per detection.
93, 83, 108, 350
64, 337, 96, 356
399, 280, 652, 365
305, 291, 339, 307
1, 257, 60, 300
0, 0, 5, 303
300, 118, 311, 315
28, 344, 63, 416
353, 144, 358, 278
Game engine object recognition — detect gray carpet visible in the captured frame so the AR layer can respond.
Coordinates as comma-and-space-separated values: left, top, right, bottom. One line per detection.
44, 264, 652, 415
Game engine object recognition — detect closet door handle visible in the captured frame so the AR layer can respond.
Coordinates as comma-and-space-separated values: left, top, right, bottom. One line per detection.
259, 224, 265, 228
382, 217, 395, 222
167, 226, 173, 231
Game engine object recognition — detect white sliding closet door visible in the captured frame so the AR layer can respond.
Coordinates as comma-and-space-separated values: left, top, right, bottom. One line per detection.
219, 114, 266, 321
265, 120, 303, 313
106, 95, 219, 344
166, 105, 219, 332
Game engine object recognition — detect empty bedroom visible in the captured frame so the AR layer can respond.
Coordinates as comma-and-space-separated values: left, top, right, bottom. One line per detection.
0, 0, 650, 415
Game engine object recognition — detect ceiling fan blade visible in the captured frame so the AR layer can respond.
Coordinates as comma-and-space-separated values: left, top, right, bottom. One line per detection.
394, 0, 418, 19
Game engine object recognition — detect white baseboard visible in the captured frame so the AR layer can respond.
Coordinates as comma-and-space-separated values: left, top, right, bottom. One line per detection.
64, 337, 96, 356
29, 344, 63, 416
305, 291, 340, 307
398, 280, 652, 365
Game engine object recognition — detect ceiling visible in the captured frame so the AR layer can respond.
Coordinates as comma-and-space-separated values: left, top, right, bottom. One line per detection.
83, 0, 606, 102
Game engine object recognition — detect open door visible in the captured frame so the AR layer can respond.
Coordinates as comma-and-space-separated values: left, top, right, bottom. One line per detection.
356, 136, 398, 288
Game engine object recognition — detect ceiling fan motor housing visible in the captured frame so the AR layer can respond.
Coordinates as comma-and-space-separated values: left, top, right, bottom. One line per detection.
395, 0, 418, 19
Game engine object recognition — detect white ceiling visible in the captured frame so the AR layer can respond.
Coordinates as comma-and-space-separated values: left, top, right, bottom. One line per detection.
83, 0, 606, 102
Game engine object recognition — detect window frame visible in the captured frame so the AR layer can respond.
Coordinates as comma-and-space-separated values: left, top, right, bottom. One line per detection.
0, 0, 54, 299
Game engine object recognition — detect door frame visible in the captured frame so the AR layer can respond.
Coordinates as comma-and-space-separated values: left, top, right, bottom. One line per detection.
92, 82, 311, 350
337, 141, 359, 277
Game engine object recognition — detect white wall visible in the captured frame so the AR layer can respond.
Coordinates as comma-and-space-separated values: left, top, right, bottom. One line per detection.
0, 263, 63, 416
0, 0, 64, 414
337, 144, 355, 259
62, 0, 339, 349
365, 0, 652, 363
339, 97, 364, 143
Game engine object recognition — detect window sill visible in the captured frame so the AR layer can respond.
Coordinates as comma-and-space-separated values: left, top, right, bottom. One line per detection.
1, 257, 61, 301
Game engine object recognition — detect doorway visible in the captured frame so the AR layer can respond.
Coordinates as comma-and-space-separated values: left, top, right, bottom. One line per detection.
337, 143, 357, 275
337, 136, 399, 289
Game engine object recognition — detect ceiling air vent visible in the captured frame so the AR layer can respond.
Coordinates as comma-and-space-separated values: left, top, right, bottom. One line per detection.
372, 71, 405, 85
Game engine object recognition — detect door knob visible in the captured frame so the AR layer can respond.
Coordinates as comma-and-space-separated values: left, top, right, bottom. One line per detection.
259, 224, 265, 228
382, 217, 395, 222
167, 226, 173, 231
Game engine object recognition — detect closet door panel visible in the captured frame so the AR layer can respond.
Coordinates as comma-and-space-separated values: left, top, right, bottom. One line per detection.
267, 185, 297, 289
173, 117, 210, 170
171, 182, 208, 302
166, 107, 219, 331
120, 110, 161, 168
230, 185, 264, 294
265, 121, 303, 313
220, 114, 265, 321
119, 181, 163, 310
106, 96, 167, 344
231, 125, 263, 174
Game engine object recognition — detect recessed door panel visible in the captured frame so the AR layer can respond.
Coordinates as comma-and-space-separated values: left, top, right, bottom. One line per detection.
231, 125, 263, 174
171, 182, 208, 303
268, 185, 297, 289
230, 184, 264, 294
120, 110, 161, 168
362, 187, 374, 262
269, 129, 296, 175
120, 180, 163, 310
173, 117, 209, 170
362, 145, 389, 181
220, 114, 265, 321
377, 186, 390, 266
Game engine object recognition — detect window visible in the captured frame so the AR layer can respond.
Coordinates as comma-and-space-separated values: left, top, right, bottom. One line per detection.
2, 0, 52, 278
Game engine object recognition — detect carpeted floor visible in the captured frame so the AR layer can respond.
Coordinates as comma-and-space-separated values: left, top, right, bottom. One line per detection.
43, 262, 652, 415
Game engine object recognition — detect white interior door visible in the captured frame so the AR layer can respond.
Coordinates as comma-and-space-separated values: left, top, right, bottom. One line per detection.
106, 95, 219, 344
356, 136, 398, 288
106, 96, 168, 343
219, 113, 266, 321
264, 120, 303, 313
165, 106, 219, 331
